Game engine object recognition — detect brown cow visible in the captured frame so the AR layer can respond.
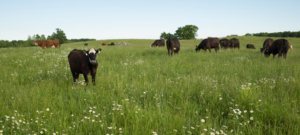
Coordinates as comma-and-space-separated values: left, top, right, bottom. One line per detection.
246, 44, 255, 49
68, 48, 102, 85
33, 40, 60, 49
166, 38, 180, 56
219, 38, 229, 49
151, 39, 165, 47
227, 38, 240, 49
264, 39, 289, 59
84, 43, 88, 46
261, 38, 273, 53
195, 38, 220, 53
102, 42, 107, 46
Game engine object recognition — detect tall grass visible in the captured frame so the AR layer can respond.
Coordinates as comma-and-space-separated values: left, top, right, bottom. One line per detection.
0, 37, 299, 135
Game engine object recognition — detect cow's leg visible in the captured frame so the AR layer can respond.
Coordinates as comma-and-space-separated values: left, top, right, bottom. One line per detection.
83, 74, 89, 85
209, 47, 211, 53
75, 73, 79, 82
283, 53, 287, 59
278, 51, 282, 58
71, 72, 77, 83
92, 74, 96, 86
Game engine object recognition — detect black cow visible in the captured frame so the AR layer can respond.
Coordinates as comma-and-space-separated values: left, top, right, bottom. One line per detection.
68, 48, 102, 85
228, 38, 240, 49
264, 39, 289, 59
108, 42, 115, 46
166, 38, 180, 56
220, 38, 229, 49
261, 38, 273, 53
84, 43, 88, 46
246, 44, 255, 49
195, 38, 220, 53
151, 39, 165, 47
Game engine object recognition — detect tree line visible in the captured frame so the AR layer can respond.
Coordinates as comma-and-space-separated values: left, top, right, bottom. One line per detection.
0, 28, 95, 48
245, 31, 300, 38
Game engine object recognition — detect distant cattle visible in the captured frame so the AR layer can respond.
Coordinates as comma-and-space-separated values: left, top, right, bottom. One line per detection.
102, 42, 107, 46
166, 38, 180, 56
33, 40, 60, 49
84, 43, 88, 46
289, 45, 293, 50
227, 38, 240, 49
246, 44, 255, 49
195, 38, 220, 53
264, 39, 289, 59
68, 48, 102, 85
219, 38, 229, 49
151, 39, 165, 47
261, 38, 273, 53
108, 42, 115, 46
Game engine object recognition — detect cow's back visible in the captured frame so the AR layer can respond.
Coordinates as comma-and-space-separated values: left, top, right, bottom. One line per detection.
207, 38, 219, 48
68, 50, 88, 73
167, 38, 180, 50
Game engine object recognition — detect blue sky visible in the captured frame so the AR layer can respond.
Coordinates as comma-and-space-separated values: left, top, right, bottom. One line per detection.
0, 0, 299, 41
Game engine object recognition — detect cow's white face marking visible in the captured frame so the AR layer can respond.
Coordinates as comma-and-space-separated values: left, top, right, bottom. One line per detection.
88, 48, 96, 54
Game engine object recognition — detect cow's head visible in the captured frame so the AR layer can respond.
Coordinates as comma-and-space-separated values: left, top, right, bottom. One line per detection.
32, 40, 39, 46
83, 48, 102, 65
195, 45, 200, 52
264, 49, 271, 57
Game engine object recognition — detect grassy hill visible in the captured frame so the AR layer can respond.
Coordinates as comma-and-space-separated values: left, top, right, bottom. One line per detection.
0, 36, 299, 135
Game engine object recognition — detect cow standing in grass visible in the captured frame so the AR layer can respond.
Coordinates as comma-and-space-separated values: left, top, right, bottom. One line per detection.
68, 48, 102, 85
220, 38, 229, 49
264, 39, 289, 59
228, 38, 240, 49
195, 38, 220, 53
166, 38, 180, 56
33, 40, 60, 49
151, 39, 165, 47
261, 38, 273, 53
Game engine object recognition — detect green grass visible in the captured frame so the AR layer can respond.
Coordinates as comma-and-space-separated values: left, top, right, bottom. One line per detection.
0, 36, 300, 135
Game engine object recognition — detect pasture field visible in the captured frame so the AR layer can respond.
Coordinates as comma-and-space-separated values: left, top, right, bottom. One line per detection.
0, 36, 300, 135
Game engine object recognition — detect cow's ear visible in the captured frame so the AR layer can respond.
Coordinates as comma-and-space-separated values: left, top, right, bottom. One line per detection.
83, 50, 88, 56
96, 48, 102, 54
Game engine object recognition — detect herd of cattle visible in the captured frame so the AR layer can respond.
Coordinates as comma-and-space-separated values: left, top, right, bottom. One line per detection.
151, 37, 293, 58
31, 37, 293, 85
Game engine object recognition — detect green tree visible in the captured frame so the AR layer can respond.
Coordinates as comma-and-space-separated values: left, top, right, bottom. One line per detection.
27, 35, 34, 46
36, 34, 41, 40
174, 25, 198, 40
41, 34, 46, 40
245, 33, 252, 36
160, 32, 175, 39
51, 28, 67, 44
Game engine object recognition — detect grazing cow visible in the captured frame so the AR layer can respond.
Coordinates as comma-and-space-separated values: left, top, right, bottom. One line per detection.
33, 40, 60, 49
227, 38, 240, 49
195, 38, 220, 53
108, 42, 115, 46
246, 44, 255, 49
102, 42, 107, 46
261, 38, 273, 53
220, 38, 229, 49
68, 48, 102, 85
166, 38, 180, 56
84, 43, 88, 46
264, 39, 289, 59
151, 39, 165, 47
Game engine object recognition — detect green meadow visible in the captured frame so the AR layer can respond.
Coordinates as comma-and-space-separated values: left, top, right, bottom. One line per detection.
0, 36, 299, 135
